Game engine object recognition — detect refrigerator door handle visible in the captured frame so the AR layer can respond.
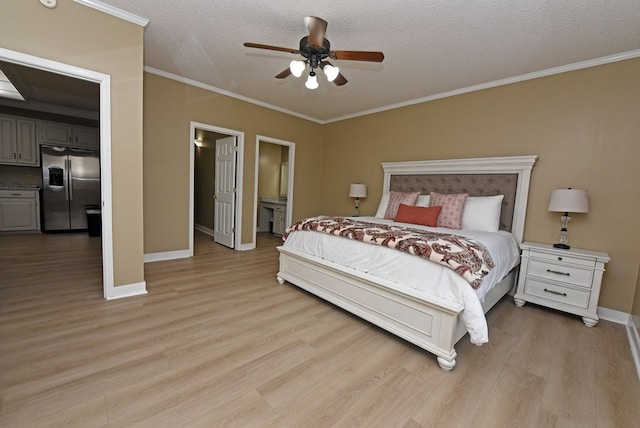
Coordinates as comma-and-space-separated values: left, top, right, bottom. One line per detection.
68, 158, 73, 201
63, 159, 69, 201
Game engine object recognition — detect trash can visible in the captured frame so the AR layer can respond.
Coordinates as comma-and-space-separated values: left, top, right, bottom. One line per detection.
86, 205, 101, 237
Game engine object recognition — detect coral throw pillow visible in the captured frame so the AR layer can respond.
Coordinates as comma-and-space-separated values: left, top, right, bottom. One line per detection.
384, 191, 420, 219
395, 204, 442, 227
429, 192, 469, 229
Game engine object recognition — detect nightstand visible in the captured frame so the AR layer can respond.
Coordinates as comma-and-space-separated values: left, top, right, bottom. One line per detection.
513, 241, 610, 326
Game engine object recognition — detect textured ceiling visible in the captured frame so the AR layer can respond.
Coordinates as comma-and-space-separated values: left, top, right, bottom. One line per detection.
12, 0, 640, 123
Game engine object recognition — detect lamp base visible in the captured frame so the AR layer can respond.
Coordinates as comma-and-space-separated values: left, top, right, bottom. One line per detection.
553, 213, 571, 250
553, 243, 571, 250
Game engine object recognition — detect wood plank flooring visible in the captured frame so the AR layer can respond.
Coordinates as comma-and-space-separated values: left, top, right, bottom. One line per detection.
1, 231, 639, 427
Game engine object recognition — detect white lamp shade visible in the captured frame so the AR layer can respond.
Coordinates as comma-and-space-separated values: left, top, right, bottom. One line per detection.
305, 73, 318, 89
349, 183, 367, 198
289, 60, 305, 77
548, 189, 589, 213
323, 63, 340, 82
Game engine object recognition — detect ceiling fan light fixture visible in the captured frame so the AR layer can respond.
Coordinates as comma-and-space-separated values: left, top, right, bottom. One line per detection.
323, 64, 340, 82
243, 16, 384, 88
305, 71, 319, 89
289, 60, 305, 78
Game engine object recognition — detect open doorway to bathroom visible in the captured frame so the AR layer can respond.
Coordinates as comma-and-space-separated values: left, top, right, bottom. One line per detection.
254, 135, 295, 248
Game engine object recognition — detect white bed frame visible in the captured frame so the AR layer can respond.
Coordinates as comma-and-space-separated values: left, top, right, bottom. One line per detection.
277, 156, 537, 370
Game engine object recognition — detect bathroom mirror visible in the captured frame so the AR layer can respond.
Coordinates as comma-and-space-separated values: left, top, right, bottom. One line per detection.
279, 162, 288, 197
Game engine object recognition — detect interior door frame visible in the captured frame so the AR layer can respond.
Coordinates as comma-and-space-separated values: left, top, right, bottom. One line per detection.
253, 135, 295, 248
0, 47, 115, 299
189, 121, 244, 254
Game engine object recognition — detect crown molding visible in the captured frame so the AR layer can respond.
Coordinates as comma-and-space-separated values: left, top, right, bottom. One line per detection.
73, 0, 149, 27
144, 67, 323, 124
324, 48, 640, 124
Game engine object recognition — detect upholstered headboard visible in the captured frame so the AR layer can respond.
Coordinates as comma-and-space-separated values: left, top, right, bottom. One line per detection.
390, 173, 518, 232
381, 156, 537, 242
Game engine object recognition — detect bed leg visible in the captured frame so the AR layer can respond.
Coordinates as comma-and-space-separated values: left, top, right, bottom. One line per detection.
276, 274, 285, 285
437, 356, 456, 372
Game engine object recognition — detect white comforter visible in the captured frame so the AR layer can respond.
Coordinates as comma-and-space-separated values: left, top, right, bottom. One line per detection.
281, 216, 520, 345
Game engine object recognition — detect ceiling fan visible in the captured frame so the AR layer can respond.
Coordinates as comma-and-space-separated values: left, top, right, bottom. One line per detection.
243, 16, 384, 89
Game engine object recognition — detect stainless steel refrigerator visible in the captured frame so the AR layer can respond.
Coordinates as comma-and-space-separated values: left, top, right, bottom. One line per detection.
41, 146, 100, 232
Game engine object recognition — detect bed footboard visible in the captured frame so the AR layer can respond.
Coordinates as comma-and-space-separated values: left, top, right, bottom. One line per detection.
277, 246, 464, 371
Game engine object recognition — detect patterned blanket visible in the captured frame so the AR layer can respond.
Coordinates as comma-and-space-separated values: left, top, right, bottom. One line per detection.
284, 216, 495, 289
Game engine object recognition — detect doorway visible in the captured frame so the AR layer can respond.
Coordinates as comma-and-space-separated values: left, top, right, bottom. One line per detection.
254, 135, 295, 247
0, 47, 115, 299
189, 122, 244, 255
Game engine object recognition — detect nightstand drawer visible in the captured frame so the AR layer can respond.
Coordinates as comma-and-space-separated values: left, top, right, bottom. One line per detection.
523, 278, 590, 309
528, 250, 595, 268
527, 259, 593, 287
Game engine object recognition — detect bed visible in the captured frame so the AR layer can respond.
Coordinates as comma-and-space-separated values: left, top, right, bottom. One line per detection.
276, 155, 537, 370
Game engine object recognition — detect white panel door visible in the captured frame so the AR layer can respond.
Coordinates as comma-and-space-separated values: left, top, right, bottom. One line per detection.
214, 136, 237, 248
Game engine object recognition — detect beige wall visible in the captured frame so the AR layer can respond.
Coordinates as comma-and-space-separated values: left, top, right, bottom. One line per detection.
1, 0, 145, 288
143, 72, 324, 250
145, 59, 639, 313
322, 58, 640, 313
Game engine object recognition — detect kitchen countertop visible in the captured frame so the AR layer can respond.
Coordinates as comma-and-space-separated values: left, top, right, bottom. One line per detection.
260, 197, 286, 205
0, 184, 42, 190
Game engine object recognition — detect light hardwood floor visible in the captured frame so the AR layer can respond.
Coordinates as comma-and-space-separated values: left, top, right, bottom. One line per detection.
1, 231, 638, 427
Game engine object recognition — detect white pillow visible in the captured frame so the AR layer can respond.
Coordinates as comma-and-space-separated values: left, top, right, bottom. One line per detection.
416, 194, 430, 207
461, 195, 504, 232
374, 193, 391, 217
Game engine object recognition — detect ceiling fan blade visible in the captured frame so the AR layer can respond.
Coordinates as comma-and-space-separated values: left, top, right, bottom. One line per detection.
333, 73, 347, 86
275, 68, 292, 79
304, 16, 328, 47
330, 50, 385, 62
243, 42, 297, 54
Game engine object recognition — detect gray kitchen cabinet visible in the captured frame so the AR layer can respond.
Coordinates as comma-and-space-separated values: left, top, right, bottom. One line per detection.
0, 189, 40, 232
38, 121, 73, 146
38, 120, 99, 150
0, 115, 38, 166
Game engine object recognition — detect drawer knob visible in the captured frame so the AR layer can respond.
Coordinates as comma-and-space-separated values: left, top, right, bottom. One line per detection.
557, 256, 563, 261
547, 269, 570, 276
544, 288, 568, 297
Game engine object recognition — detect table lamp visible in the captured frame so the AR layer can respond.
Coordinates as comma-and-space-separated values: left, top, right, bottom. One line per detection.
547, 188, 589, 249
349, 183, 367, 217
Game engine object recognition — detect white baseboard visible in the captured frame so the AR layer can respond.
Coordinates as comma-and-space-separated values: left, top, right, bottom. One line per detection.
599, 307, 640, 381
598, 306, 630, 324
627, 315, 640, 381
106, 281, 147, 300
195, 223, 214, 236
237, 242, 255, 251
144, 249, 191, 263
